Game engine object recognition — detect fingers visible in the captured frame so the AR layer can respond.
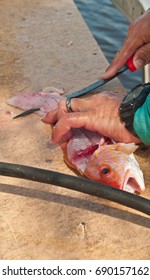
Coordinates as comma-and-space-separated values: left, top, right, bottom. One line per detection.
42, 97, 88, 124
133, 42, 150, 68
42, 108, 58, 124
102, 9, 150, 79
102, 36, 141, 79
42, 97, 95, 144
42, 92, 122, 143
42, 99, 67, 124
51, 111, 94, 144
42, 96, 98, 126
42, 92, 141, 145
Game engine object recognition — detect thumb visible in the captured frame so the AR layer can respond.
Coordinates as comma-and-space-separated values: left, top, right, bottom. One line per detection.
133, 43, 150, 69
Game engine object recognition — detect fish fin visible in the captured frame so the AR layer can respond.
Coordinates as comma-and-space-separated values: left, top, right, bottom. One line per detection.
114, 143, 138, 154
60, 142, 76, 169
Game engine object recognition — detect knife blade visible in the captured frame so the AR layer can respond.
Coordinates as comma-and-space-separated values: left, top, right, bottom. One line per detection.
67, 56, 136, 100
13, 56, 136, 118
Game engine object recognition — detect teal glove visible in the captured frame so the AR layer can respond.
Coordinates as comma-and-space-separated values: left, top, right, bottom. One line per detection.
133, 94, 150, 145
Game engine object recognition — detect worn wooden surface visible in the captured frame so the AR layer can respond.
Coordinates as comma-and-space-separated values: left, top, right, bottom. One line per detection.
0, 0, 150, 260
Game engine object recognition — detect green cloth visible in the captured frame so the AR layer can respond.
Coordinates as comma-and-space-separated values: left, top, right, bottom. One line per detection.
133, 94, 150, 145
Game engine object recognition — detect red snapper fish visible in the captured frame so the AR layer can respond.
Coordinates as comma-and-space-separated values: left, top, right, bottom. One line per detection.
6, 88, 145, 194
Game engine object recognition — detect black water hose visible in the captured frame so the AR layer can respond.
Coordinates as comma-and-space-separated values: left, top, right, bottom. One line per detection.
0, 162, 150, 215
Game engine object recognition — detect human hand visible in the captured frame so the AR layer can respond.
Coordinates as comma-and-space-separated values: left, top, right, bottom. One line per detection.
42, 91, 141, 144
102, 9, 150, 79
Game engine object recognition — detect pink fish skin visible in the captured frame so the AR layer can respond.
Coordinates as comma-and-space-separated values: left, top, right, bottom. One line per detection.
61, 132, 145, 194
6, 88, 64, 116
84, 143, 145, 193
6, 89, 145, 194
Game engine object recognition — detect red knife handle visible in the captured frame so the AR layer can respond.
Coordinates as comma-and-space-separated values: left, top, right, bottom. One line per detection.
127, 56, 136, 72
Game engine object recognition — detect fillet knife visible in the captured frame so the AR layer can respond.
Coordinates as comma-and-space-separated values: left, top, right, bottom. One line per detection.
67, 56, 136, 100
13, 56, 136, 119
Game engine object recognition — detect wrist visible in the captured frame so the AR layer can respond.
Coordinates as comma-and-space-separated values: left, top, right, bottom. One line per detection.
133, 94, 150, 145
119, 83, 150, 139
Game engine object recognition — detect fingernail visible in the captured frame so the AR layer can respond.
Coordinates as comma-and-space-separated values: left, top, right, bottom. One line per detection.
134, 58, 144, 69
101, 68, 113, 79
41, 115, 46, 122
105, 65, 110, 72
42, 115, 48, 123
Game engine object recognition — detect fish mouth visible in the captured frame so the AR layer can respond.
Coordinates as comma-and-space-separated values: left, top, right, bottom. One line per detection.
123, 170, 145, 194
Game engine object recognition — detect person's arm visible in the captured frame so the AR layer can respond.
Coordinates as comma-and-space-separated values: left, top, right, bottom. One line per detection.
102, 9, 150, 79
42, 10, 150, 145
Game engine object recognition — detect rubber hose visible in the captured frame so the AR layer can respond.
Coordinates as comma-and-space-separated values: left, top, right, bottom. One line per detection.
0, 162, 150, 215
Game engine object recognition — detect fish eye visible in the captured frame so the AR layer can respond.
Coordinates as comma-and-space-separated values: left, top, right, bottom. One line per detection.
100, 165, 111, 177
101, 168, 110, 174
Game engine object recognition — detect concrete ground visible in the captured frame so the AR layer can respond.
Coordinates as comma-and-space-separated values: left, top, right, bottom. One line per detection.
0, 0, 150, 260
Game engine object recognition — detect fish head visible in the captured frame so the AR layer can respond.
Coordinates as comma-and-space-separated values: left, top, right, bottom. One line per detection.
84, 143, 145, 193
